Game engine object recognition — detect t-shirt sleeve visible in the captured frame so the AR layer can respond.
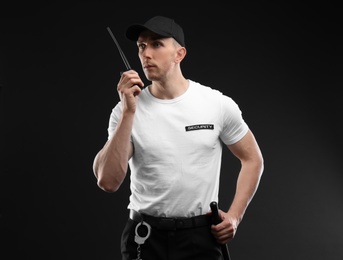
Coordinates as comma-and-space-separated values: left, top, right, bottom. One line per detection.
219, 95, 249, 145
107, 102, 122, 140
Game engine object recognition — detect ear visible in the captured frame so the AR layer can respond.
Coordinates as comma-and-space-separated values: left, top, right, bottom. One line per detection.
175, 47, 187, 64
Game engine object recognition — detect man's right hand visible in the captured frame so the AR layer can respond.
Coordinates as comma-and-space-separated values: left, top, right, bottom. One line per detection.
117, 70, 144, 113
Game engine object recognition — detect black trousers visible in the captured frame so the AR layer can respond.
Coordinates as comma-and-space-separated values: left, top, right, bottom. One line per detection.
121, 217, 223, 260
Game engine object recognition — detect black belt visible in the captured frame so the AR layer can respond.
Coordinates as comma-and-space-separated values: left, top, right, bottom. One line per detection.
129, 209, 211, 231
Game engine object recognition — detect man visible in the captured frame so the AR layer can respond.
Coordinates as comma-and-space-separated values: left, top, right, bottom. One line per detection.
93, 15, 264, 260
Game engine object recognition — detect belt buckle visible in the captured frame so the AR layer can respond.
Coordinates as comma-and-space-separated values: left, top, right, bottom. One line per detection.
158, 218, 176, 230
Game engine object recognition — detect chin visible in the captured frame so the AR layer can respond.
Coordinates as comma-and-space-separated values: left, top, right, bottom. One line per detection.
145, 73, 157, 82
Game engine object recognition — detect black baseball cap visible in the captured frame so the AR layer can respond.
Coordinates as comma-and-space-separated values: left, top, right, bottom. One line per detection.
125, 16, 185, 47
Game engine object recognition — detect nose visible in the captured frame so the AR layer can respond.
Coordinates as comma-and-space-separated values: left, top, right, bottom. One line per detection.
141, 45, 153, 58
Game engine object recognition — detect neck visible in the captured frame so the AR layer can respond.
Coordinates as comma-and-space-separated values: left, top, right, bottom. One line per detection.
149, 74, 189, 100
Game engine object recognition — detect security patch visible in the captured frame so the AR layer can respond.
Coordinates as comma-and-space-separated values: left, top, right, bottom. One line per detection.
185, 124, 214, 132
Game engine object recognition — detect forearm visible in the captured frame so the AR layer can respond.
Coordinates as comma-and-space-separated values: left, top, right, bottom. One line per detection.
227, 161, 263, 224
93, 111, 134, 192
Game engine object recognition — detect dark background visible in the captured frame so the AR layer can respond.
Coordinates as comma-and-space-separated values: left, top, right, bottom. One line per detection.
1, 2, 342, 260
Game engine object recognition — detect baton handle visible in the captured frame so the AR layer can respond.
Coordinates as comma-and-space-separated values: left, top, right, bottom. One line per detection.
210, 201, 232, 260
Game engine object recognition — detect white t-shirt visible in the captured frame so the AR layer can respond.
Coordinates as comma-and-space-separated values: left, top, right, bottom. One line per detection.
108, 80, 249, 217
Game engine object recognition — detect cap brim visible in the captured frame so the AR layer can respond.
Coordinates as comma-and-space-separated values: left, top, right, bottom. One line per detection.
125, 24, 147, 41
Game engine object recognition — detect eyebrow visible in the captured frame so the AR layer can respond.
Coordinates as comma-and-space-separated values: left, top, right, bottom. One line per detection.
137, 35, 169, 44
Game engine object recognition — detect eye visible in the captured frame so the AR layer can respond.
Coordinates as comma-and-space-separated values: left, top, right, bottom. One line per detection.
138, 43, 146, 50
152, 42, 162, 47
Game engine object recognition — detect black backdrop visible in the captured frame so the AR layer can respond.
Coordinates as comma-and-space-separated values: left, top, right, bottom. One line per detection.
1, 2, 342, 260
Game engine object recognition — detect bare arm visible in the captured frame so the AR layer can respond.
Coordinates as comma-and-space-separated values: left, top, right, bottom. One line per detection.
211, 129, 264, 243
93, 70, 144, 192
93, 112, 134, 192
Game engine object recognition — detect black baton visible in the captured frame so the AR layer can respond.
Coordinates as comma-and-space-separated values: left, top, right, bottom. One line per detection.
210, 201, 232, 260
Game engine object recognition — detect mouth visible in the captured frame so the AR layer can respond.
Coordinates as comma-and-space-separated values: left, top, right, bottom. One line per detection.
143, 64, 155, 69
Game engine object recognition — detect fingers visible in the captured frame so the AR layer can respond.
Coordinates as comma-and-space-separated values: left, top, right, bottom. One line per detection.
118, 70, 144, 95
211, 211, 238, 244
211, 223, 236, 244
116, 70, 144, 113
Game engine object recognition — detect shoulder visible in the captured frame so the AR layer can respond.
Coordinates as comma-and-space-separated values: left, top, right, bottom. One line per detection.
188, 80, 236, 105
188, 80, 224, 97
189, 81, 245, 119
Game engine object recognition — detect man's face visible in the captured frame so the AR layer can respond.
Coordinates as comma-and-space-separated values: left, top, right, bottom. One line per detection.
137, 30, 180, 81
